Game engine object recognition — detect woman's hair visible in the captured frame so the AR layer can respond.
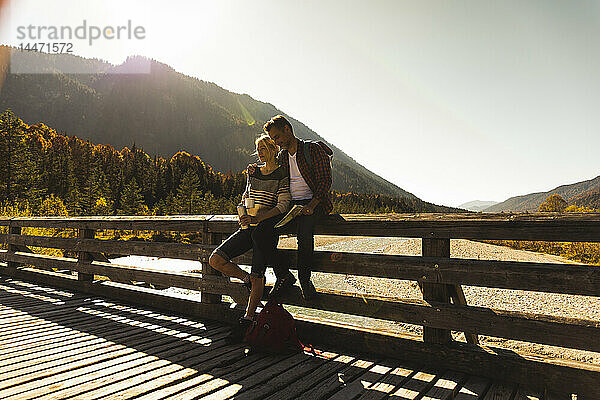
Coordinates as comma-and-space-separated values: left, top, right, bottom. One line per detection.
255, 134, 278, 163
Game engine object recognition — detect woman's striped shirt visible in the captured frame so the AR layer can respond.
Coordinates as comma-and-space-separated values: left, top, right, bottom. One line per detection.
243, 165, 291, 218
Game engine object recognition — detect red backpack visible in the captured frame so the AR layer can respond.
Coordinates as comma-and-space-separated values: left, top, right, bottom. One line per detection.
243, 300, 304, 353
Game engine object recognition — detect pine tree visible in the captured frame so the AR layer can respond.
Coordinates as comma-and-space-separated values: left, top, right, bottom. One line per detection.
0, 109, 29, 202
118, 178, 147, 215
65, 188, 83, 215
21, 134, 47, 213
174, 169, 203, 214
81, 165, 112, 215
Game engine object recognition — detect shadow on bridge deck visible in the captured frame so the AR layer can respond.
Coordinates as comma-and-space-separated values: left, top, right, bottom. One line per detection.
0, 277, 541, 400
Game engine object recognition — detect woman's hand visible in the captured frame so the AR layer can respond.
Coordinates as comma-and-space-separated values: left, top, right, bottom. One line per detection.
246, 163, 257, 175
239, 214, 251, 226
239, 215, 257, 226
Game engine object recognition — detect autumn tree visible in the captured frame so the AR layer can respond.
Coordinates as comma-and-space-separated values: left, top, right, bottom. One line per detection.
564, 204, 595, 213
39, 194, 69, 216
539, 194, 568, 212
92, 197, 113, 215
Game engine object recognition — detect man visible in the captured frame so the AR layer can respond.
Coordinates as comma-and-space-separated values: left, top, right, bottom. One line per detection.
263, 115, 333, 301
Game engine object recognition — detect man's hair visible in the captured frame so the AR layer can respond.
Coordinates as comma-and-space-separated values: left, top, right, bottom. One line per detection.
263, 115, 293, 135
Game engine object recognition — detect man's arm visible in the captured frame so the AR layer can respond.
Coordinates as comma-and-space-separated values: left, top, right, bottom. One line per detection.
307, 143, 332, 212
303, 197, 320, 214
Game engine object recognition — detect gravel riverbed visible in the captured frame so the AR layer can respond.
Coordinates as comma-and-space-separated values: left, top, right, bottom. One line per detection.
281, 236, 600, 365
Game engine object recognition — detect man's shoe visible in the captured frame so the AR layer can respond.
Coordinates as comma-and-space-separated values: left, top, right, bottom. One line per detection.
242, 278, 252, 293
300, 279, 317, 301
225, 317, 252, 344
268, 273, 296, 299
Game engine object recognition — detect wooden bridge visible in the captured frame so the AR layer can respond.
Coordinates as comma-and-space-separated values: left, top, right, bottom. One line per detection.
1, 213, 599, 399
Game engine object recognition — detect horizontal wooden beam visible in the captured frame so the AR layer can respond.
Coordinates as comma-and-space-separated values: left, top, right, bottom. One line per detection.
237, 249, 600, 296
3, 212, 600, 241
275, 287, 600, 353
207, 213, 600, 242
314, 221, 600, 242
305, 251, 600, 297
6, 234, 213, 261
0, 267, 244, 324
7, 233, 600, 296
0, 252, 247, 304
0, 215, 213, 231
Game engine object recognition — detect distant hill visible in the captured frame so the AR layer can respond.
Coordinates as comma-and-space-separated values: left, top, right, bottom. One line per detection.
0, 47, 417, 200
484, 175, 600, 212
458, 200, 498, 212
573, 189, 600, 210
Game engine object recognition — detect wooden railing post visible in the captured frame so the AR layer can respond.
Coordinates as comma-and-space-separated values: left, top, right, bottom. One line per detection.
7, 224, 22, 271
421, 238, 452, 344
201, 226, 222, 304
78, 228, 95, 282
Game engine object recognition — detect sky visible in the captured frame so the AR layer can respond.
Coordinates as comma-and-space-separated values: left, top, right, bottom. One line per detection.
1, 0, 599, 207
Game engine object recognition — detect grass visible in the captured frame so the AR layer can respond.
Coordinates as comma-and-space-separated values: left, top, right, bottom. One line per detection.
483, 240, 600, 266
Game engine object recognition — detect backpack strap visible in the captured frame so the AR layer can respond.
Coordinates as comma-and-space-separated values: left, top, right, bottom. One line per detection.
303, 140, 312, 170
303, 140, 333, 169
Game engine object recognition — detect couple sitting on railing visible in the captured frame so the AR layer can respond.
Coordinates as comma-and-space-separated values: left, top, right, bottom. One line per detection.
208, 115, 333, 343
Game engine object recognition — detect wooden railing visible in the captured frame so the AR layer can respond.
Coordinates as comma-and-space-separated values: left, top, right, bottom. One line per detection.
1, 213, 600, 398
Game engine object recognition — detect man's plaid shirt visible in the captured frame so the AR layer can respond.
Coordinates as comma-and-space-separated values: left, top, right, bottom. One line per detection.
277, 139, 333, 214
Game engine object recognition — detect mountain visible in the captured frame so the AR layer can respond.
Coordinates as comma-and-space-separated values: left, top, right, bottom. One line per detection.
484, 175, 600, 212
458, 200, 498, 212
0, 47, 417, 200
0, 108, 464, 215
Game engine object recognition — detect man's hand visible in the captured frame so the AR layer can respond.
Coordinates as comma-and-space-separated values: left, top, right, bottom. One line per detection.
300, 205, 314, 215
247, 163, 257, 175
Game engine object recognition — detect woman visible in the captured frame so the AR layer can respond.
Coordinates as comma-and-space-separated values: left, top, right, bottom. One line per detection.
209, 134, 290, 342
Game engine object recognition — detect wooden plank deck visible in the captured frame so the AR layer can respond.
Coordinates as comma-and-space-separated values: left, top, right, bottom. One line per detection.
0, 277, 543, 400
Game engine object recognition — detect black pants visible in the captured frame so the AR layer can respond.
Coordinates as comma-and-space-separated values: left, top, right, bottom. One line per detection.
212, 215, 280, 278
274, 199, 322, 282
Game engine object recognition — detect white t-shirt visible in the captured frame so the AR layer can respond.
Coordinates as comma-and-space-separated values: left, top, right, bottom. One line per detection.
288, 152, 313, 200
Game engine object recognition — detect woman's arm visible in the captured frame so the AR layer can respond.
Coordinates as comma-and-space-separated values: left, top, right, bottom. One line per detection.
253, 207, 282, 223
240, 170, 251, 203
253, 175, 291, 223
